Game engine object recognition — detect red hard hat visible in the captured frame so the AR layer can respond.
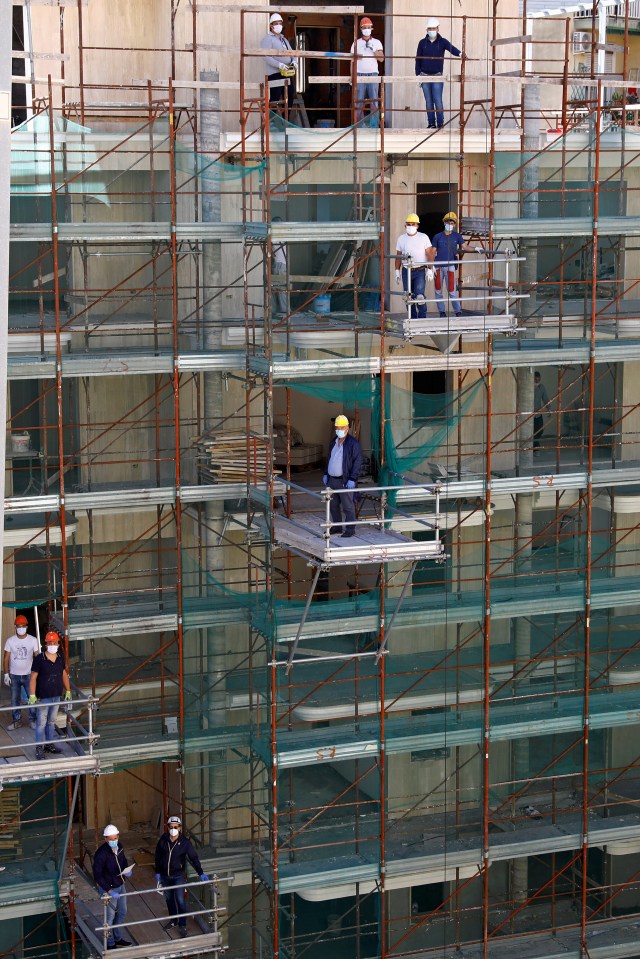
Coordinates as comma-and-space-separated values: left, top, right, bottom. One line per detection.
45, 631, 60, 644
360, 16, 373, 27
14, 615, 28, 627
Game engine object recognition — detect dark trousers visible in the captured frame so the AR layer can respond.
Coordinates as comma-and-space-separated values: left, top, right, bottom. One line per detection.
269, 75, 294, 116
162, 874, 187, 927
328, 475, 356, 531
534, 414, 544, 449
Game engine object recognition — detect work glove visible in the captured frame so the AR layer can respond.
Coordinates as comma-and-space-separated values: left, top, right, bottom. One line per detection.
3, 674, 10, 687
346, 480, 356, 490
395, 269, 401, 286
322, 475, 328, 485
278, 62, 287, 70
64, 690, 72, 701
426, 268, 434, 282
28, 694, 37, 705
200, 873, 209, 882
475, 247, 484, 254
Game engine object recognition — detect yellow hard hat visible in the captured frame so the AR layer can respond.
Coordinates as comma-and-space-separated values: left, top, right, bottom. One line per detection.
405, 213, 420, 224
443, 211, 458, 223
335, 414, 349, 428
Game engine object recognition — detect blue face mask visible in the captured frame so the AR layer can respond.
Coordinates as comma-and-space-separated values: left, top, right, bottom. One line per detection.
336, 429, 347, 439
108, 840, 118, 849
445, 223, 454, 233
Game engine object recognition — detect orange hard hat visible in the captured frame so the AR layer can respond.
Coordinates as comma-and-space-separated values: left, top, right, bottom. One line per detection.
360, 16, 373, 27
14, 614, 28, 627
45, 631, 60, 644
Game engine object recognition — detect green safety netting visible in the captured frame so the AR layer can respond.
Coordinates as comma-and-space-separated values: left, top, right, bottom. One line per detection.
175, 143, 266, 180
269, 109, 381, 136
11, 111, 109, 203
280, 375, 484, 487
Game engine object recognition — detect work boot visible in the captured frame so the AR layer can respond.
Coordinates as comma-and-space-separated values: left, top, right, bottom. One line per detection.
7, 721, 22, 731
35, 747, 45, 760
44, 744, 62, 754
329, 526, 343, 535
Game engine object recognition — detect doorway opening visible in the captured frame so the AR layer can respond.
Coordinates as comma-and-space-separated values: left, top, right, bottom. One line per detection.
416, 181, 458, 243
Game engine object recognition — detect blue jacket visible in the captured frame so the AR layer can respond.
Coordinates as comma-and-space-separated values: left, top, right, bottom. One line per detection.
93, 841, 128, 893
415, 35, 461, 76
325, 434, 362, 485
155, 832, 203, 878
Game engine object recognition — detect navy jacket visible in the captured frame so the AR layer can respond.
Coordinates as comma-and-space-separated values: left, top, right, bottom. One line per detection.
325, 433, 363, 486
415, 35, 461, 76
93, 841, 128, 893
155, 832, 203, 878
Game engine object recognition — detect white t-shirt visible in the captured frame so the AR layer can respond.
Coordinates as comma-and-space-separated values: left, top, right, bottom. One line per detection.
350, 37, 383, 75
4, 633, 40, 676
396, 231, 432, 264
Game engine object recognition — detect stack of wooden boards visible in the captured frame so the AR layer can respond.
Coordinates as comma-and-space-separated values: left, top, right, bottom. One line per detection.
0, 788, 22, 861
199, 431, 279, 483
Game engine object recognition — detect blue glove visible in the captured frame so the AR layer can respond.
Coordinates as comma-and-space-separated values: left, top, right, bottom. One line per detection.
346, 480, 356, 490
322, 475, 328, 485
155, 873, 162, 883
200, 873, 209, 882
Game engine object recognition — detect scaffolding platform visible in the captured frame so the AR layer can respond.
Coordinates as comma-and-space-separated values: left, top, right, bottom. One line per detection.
272, 511, 444, 565
385, 310, 518, 338
73, 867, 224, 959
0, 712, 99, 785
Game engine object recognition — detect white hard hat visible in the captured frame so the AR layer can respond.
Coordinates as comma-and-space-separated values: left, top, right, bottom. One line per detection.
426, 17, 440, 28
103, 824, 119, 838
270, 12, 283, 23
168, 815, 182, 826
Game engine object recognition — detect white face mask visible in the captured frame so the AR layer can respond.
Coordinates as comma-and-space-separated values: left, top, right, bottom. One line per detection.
169, 828, 179, 838
272, 23, 283, 33
336, 428, 347, 439
445, 223, 454, 233
362, 28, 372, 37
428, 30, 438, 39
16, 627, 27, 636
406, 225, 418, 236
47, 645, 59, 655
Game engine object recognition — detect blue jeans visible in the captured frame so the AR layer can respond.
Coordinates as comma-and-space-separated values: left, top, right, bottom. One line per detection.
101, 884, 127, 947
402, 266, 427, 319
355, 77, 380, 126
421, 79, 444, 127
434, 266, 461, 315
10, 674, 36, 724
162, 874, 187, 927
34, 697, 60, 744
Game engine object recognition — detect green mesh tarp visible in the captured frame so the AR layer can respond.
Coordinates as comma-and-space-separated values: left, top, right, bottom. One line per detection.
281, 375, 484, 487
175, 144, 266, 181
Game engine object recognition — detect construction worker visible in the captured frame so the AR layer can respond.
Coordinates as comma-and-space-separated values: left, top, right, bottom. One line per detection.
271, 216, 288, 316
261, 12, 297, 117
431, 212, 483, 318
323, 414, 363, 538
155, 816, 209, 939
93, 824, 133, 949
28, 630, 71, 760
350, 17, 384, 127
415, 18, 461, 129
394, 214, 434, 319
3, 614, 39, 731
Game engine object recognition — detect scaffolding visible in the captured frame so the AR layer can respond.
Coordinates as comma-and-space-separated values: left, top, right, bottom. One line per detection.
5, 1, 640, 958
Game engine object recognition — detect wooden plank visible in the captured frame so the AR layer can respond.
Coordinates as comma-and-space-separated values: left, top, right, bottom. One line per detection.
11, 51, 70, 61
188, 4, 364, 12
490, 35, 532, 46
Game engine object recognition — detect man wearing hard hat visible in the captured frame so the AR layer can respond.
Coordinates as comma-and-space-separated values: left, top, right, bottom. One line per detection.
415, 18, 461, 130
431, 212, 483, 317
323, 415, 363, 538
350, 17, 384, 128
394, 214, 434, 319
260, 12, 298, 117
93, 824, 133, 949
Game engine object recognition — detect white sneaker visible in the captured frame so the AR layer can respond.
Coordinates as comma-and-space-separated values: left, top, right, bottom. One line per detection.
7, 721, 22, 731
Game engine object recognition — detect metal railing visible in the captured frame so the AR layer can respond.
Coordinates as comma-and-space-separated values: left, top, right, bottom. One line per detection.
0, 695, 98, 758
96, 875, 231, 953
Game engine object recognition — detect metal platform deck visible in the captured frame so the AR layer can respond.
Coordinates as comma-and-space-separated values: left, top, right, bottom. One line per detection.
385, 311, 518, 338
0, 723, 99, 785
272, 511, 444, 565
